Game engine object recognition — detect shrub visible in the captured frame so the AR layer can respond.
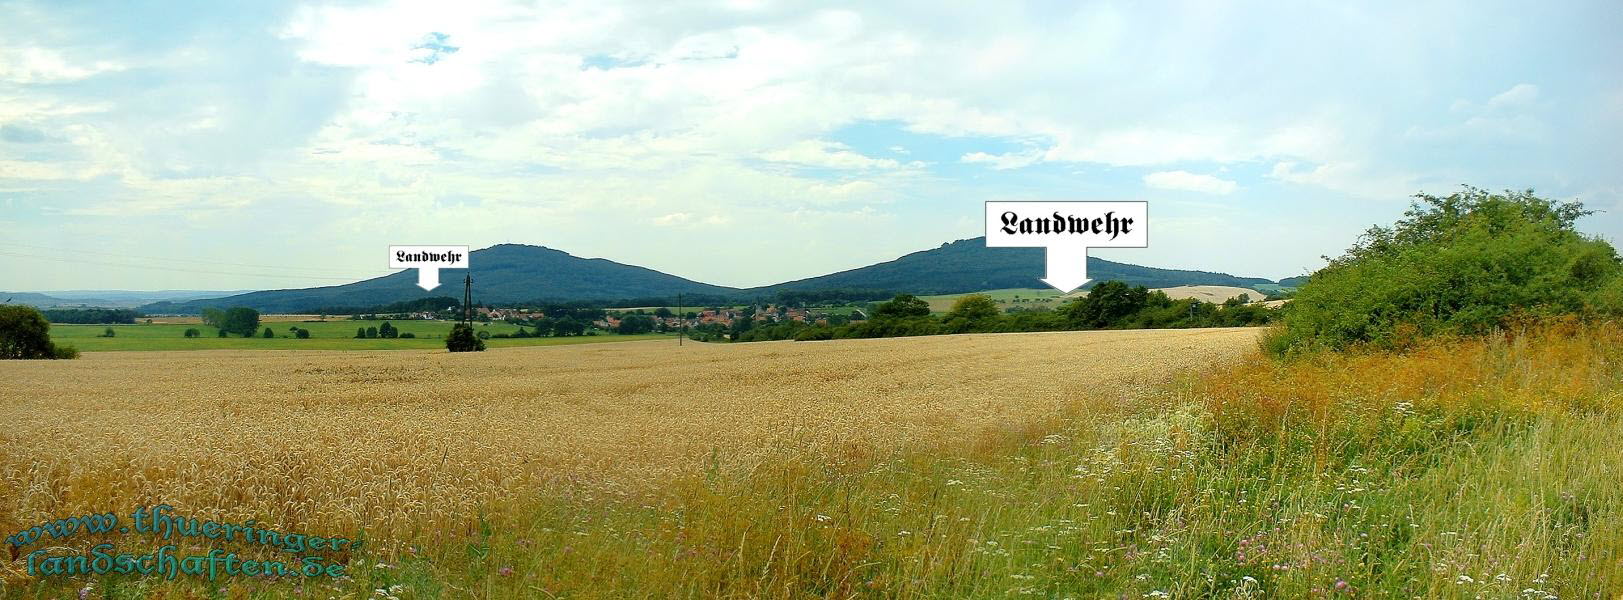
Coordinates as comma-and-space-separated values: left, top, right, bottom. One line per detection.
294, 328, 310, 339
446, 323, 485, 352
183, 328, 200, 338
873, 294, 931, 319
1270, 187, 1621, 354
399, 332, 415, 339
100, 327, 116, 337
0, 305, 77, 359
262, 327, 275, 339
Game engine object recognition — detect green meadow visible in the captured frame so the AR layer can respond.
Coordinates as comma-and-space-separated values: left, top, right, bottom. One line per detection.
49, 320, 670, 351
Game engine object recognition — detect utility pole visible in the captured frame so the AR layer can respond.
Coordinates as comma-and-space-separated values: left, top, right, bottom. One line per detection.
462, 274, 473, 327
677, 292, 684, 346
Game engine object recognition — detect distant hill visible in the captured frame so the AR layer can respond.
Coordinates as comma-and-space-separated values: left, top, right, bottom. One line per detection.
1, 292, 70, 307
140, 239, 1284, 314
746, 238, 1274, 296
141, 244, 738, 314
1278, 275, 1311, 287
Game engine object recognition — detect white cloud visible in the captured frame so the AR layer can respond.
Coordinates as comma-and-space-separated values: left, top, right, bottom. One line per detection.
961, 149, 1043, 170
1, 2, 1618, 288
762, 140, 900, 170
1487, 83, 1539, 110
1142, 170, 1237, 195
0, 46, 123, 84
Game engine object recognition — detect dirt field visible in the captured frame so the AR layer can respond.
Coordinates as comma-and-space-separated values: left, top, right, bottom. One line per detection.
0, 328, 1262, 545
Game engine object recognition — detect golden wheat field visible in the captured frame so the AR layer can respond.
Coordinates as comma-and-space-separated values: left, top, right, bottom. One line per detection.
0, 329, 1259, 568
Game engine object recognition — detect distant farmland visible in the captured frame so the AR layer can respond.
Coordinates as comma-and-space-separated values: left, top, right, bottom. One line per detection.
48, 320, 666, 351
919, 285, 1273, 313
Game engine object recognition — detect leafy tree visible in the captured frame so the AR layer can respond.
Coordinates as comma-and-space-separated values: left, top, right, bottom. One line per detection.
217, 329, 228, 338
355, 327, 366, 339
552, 317, 585, 337
654, 307, 673, 318
0, 305, 78, 359
294, 328, 310, 339
262, 327, 275, 338
945, 294, 999, 323
874, 294, 931, 319
42, 308, 138, 324
219, 307, 260, 337
617, 315, 656, 335
446, 323, 485, 352
184, 328, 201, 338
1063, 281, 1149, 328
1269, 187, 1622, 354
365, 326, 378, 339
100, 327, 116, 338
379, 321, 398, 339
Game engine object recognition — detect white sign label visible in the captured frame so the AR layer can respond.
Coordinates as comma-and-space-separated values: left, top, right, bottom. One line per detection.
984, 201, 1149, 293
388, 245, 470, 292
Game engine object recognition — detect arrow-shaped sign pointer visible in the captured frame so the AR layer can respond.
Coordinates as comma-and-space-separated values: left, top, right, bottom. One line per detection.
985, 201, 1148, 294
1040, 244, 1092, 294
416, 267, 442, 291
389, 245, 470, 293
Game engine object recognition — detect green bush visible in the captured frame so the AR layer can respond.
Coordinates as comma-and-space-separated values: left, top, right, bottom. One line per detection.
0, 305, 78, 359
1270, 187, 1622, 354
446, 323, 485, 352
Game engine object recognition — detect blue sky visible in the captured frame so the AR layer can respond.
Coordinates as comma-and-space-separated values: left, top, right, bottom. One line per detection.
2, 0, 1620, 290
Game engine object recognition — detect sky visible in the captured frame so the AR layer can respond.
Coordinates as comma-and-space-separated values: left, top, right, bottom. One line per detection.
2, 0, 1621, 291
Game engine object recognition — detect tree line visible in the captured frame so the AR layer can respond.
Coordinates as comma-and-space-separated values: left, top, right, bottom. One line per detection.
41, 308, 139, 324
729, 282, 1276, 343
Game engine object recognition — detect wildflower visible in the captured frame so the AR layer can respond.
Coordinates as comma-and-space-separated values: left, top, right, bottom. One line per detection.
1456, 575, 1475, 584
498, 565, 514, 577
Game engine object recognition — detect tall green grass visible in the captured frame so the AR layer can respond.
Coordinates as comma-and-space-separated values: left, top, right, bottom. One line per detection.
14, 324, 1620, 598
337, 322, 1620, 598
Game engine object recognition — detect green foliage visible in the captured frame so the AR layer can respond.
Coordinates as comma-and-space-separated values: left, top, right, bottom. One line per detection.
214, 307, 261, 337
99, 327, 116, 338
1270, 187, 1622, 354
200, 308, 225, 329
294, 328, 310, 339
217, 329, 228, 338
41, 308, 138, 324
365, 326, 378, 338
355, 327, 366, 339
617, 314, 656, 334
183, 328, 200, 338
873, 294, 931, 319
261, 327, 274, 339
1063, 280, 1149, 328
736, 284, 1275, 343
942, 293, 999, 332
0, 305, 78, 359
446, 323, 486, 352
378, 321, 398, 338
